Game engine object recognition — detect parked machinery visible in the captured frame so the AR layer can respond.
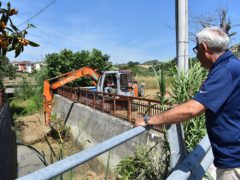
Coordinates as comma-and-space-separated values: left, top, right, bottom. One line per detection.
43, 67, 144, 125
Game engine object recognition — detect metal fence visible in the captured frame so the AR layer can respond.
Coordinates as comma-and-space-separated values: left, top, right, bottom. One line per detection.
57, 86, 170, 131
167, 135, 213, 180
3, 77, 36, 87
17, 126, 148, 180
0, 101, 17, 179
17, 128, 213, 180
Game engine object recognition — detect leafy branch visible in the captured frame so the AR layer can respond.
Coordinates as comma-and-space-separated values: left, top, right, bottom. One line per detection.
0, 1, 39, 57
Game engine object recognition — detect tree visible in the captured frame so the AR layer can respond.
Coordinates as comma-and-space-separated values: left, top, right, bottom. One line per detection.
127, 61, 140, 67
0, 1, 39, 89
0, 55, 16, 79
45, 48, 112, 86
191, 7, 240, 42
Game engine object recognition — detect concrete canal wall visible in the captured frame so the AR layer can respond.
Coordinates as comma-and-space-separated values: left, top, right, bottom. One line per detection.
51, 94, 164, 169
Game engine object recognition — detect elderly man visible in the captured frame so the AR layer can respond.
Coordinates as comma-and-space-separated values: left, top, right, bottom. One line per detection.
135, 27, 240, 180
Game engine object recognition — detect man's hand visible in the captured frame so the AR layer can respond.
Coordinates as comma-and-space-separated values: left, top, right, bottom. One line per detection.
135, 117, 146, 127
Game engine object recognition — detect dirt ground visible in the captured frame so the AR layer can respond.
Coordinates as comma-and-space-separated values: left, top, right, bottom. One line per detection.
16, 113, 111, 179
16, 113, 50, 144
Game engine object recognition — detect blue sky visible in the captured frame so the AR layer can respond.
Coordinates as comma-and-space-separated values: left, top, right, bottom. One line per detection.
3, 0, 240, 63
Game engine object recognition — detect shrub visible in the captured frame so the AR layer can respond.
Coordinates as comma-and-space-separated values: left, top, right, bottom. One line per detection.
14, 78, 36, 101
115, 144, 168, 180
169, 61, 208, 151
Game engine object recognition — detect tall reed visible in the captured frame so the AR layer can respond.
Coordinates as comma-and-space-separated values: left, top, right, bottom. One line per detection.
169, 61, 208, 151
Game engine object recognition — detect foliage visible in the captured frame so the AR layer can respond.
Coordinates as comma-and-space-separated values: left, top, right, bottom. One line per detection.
33, 66, 49, 104
152, 67, 167, 104
127, 61, 140, 67
14, 78, 35, 100
142, 59, 162, 65
47, 116, 74, 180
11, 76, 43, 116
169, 61, 208, 151
0, 55, 16, 80
0, 1, 39, 57
152, 66, 171, 178
115, 143, 167, 180
116, 68, 170, 178
45, 48, 112, 86
0, 79, 3, 88
152, 59, 177, 76
10, 98, 39, 117
230, 44, 240, 58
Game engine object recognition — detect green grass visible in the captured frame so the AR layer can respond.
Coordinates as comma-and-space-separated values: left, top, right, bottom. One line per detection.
135, 75, 171, 90
10, 97, 40, 117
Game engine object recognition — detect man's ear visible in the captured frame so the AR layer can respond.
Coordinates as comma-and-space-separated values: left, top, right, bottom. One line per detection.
202, 43, 208, 51
202, 43, 213, 54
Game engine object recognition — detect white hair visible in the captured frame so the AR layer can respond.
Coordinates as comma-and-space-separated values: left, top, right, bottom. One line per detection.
196, 26, 229, 52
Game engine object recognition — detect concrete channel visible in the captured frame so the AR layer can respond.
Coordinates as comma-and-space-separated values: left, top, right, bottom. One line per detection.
52, 94, 164, 171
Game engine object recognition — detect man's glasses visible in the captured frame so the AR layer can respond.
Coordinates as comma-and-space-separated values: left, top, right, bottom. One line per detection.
193, 45, 198, 54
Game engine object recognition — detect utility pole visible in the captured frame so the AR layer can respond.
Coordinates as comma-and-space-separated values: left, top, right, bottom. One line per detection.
176, 0, 189, 72
167, 0, 188, 171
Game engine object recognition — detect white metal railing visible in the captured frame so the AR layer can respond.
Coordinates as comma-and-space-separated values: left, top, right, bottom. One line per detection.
17, 126, 213, 180
17, 126, 148, 180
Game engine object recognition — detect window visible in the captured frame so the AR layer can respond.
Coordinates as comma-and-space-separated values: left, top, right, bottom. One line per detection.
120, 74, 128, 92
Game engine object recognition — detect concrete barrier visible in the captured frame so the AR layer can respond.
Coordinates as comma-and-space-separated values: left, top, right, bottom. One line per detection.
52, 94, 164, 169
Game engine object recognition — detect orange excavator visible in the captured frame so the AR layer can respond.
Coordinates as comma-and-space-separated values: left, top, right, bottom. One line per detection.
43, 66, 144, 126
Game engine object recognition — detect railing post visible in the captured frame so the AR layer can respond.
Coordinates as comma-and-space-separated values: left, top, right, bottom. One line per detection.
85, 90, 87, 105
127, 97, 132, 122
93, 91, 96, 109
77, 88, 80, 102
102, 94, 105, 112
113, 95, 116, 116
79, 89, 82, 102
166, 123, 187, 171
148, 100, 151, 115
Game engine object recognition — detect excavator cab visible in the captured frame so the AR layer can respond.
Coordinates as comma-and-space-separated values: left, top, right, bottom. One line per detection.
97, 71, 134, 96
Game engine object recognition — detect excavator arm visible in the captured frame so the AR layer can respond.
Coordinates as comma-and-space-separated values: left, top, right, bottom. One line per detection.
43, 67, 100, 125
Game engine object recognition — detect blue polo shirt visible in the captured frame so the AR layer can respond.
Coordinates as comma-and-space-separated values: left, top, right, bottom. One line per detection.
193, 50, 240, 168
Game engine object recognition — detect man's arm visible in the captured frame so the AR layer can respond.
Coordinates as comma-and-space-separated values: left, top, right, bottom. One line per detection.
135, 99, 206, 126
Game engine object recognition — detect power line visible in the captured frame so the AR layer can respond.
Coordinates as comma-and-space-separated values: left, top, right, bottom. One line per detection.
17, 0, 57, 27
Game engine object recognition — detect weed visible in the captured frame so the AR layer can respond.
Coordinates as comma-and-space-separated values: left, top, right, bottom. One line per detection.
115, 142, 166, 180
10, 98, 39, 117
14, 78, 36, 101
115, 67, 171, 179
169, 61, 208, 151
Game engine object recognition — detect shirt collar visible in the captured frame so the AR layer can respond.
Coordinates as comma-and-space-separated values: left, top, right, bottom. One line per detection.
211, 50, 234, 69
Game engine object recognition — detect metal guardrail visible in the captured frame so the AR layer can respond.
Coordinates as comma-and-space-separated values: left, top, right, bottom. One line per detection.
3, 77, 37, 87
0, 100, 18, 179
17, 126, 148, 180
0, 100, 8, 124
57, 86, 170, 132
167, 135, 213, 180
18, 129, 213, 180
